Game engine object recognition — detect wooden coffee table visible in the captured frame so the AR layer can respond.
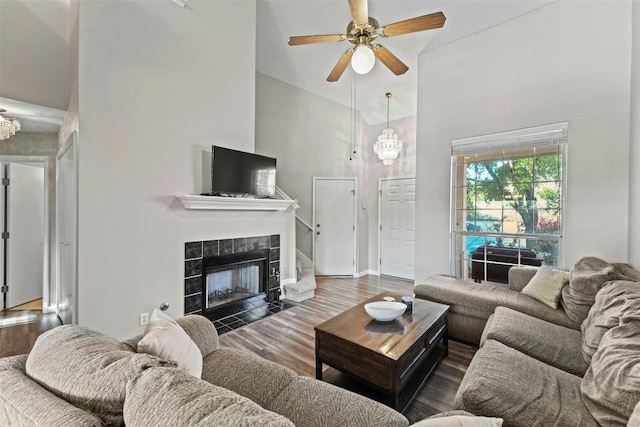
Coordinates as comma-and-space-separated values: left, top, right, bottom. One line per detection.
315, 293, 449, 413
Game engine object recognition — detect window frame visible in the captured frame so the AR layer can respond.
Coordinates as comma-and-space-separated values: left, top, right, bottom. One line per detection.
449, 123, 568, 280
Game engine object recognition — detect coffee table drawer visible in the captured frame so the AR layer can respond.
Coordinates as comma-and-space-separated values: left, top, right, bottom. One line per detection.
317, 333, 392, 389
397, 316, 446, 388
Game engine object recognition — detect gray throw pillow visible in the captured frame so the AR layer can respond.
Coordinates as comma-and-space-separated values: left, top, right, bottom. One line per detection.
521, 267, 569, 308
25, 325, 171, 425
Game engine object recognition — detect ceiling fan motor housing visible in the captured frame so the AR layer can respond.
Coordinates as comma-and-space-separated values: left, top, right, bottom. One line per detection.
346, 17, 379, 45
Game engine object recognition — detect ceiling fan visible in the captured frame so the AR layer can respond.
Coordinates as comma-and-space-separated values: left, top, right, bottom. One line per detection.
288, 0, 446, 82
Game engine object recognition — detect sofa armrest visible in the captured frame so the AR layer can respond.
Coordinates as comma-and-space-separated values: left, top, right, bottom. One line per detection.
176, 315, 219, 357
508, 266, 539, 291
0, 369, 103, 426
266, 376, 409, 427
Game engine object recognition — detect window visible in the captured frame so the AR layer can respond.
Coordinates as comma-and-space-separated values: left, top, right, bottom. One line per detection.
450, 123, 567, 282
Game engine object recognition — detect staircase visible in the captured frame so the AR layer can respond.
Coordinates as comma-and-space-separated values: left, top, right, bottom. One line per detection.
274, 187, 317, 303
283, 251, 316, 303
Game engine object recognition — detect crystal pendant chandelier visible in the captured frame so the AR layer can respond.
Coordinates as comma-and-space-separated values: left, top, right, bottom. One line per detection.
374, 92, 402, 166
0, 109, 21, 141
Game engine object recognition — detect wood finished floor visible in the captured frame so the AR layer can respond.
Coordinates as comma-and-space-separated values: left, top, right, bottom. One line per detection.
0, 309, 62, 358
219, 275, 476, 423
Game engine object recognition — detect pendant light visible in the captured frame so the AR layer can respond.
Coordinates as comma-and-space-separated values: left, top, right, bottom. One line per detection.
373, 93, 402, 165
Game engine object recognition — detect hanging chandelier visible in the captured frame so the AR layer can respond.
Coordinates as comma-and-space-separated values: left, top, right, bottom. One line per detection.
0, 109, 21, 141
374, 92, 402, 165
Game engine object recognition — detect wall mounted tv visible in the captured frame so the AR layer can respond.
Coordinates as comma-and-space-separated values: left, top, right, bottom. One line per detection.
208, 146, 276, 198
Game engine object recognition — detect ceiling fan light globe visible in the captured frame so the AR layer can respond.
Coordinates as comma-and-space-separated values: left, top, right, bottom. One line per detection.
351, 45, 375, 74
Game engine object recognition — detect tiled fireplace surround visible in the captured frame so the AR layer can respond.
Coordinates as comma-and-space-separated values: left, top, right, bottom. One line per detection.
184, 234, 292, 333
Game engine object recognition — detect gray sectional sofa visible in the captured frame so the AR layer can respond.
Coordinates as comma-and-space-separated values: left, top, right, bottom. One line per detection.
415, 256, 640, 426
0, 314, 411, 426
1, 310, 494, 426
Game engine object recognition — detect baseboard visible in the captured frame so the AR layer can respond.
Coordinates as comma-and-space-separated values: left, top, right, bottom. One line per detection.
356, 270, 380, 277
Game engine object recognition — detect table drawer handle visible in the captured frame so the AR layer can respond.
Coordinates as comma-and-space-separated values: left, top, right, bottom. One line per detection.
428, 324, 446, 345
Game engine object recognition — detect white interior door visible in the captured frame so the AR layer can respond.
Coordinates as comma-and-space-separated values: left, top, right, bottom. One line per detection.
380, 178, 416, 280
314, 178, 356, 276
56, 135, 78, 324
5, 162, 45, 308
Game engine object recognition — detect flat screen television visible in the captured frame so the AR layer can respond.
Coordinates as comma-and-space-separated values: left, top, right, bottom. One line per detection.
208, 146, 276, 198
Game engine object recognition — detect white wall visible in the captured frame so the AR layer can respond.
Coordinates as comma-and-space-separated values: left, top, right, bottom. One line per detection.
75, 0, 282, 340
415, 0, 633, 281
255, 73, 361, 263
630, 0, 640, 268
255, 73, 417, 274
0, 0, 68, 109
360, 116, 416, 274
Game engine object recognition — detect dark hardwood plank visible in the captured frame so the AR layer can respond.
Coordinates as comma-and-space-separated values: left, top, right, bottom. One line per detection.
0, 310, 62, 358
219, 275, 476, 423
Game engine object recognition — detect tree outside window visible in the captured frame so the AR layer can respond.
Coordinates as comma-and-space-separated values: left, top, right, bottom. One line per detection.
460, 146, 562, 266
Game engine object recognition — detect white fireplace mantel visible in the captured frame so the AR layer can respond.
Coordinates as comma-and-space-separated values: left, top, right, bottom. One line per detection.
177, 195, 298, 211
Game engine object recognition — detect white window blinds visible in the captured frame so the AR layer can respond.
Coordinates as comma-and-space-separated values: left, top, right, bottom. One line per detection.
451, 122, 568, 156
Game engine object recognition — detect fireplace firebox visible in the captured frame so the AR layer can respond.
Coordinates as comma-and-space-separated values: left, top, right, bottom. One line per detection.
202, 250, 269, 314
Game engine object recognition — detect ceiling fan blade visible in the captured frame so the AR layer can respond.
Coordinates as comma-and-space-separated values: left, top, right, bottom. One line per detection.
372, 45, 408, 75
327, 49, 354, 82
379, 11, 446, 37
349, 0, 369, 26
288, 34, 347, 46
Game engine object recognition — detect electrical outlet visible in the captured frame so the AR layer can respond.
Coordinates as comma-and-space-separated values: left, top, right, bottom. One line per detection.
139, 312, 149, 326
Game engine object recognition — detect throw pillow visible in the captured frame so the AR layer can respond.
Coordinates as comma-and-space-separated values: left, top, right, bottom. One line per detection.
137, 308, 203, 378
410, 415, 503, 427
581, 317, 640, 426
25, 324, 170, 425
521, 267, 569, 308
124, 367, 295, 426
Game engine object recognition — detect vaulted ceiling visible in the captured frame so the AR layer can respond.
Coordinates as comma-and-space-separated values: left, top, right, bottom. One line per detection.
255, 0, 555, 124
2, 0, 555, 131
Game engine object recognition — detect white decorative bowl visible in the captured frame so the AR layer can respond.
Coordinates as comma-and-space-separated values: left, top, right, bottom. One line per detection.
364, 301, 407, 322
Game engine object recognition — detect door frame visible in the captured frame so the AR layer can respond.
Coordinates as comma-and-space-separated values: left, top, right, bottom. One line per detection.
378, 175, 416, 279
55, 132, 79, 324
312, 177, 358, 276
0, 155, 49, 309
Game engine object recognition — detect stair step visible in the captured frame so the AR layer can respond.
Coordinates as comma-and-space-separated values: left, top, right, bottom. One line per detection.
284, 268, 316, 302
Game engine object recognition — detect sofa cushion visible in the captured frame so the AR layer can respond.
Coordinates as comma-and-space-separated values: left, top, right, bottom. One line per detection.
628, 401, 640, 427
454, 339, 599, 427
480, 307, 588, 376
265, 376, 409, 427
581, 317, 640, 426
201, 346, 298, 409
0, 369, 103, 427
409, 415, 502, 427
25, 325, 170, 425
137, 309, 202, 378
174, 315, 219, 357
124, 367, 294, 426
415, 275, 574, 328
561, 257, 640, 325
0, 354, 27, 371
521, 267, 569, 308
581, 280, 640, 363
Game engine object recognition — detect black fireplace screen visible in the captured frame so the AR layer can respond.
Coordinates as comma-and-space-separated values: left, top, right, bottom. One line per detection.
202, 249, 269, 313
